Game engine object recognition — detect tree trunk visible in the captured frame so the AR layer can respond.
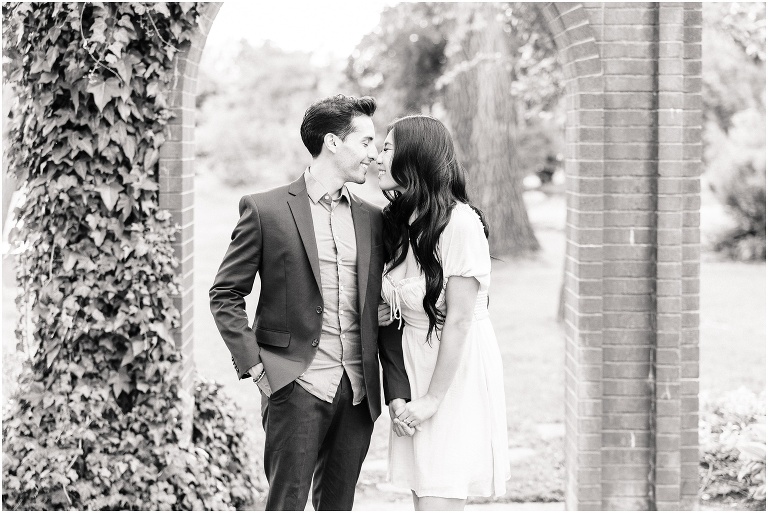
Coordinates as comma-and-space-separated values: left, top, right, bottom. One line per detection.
443, 3, 539, 257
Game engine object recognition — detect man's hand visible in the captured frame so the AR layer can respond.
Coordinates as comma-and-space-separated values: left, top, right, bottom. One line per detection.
378, 301, 394, 327
389, 398, 415, 437
248, 363, 264, 380
249, 363, 272, 397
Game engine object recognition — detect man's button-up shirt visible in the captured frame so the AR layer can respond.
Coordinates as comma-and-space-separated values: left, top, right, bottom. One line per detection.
295, 168, 365, 405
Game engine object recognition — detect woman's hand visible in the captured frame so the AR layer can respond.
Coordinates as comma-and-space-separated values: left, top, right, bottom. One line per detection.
397, 394, 440, 430
389, 398, 415, 437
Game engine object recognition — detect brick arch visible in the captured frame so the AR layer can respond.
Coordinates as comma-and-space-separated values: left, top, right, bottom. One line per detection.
160, 3, 702, 510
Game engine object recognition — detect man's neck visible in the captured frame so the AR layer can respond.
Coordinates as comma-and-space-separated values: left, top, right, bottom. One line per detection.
308, 160, 345, 198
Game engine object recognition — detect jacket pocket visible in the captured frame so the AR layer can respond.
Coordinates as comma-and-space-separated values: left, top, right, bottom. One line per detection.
255, 326, 291, 348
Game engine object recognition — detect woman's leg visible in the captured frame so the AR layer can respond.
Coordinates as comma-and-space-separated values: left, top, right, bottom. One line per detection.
415, 496, 466, 511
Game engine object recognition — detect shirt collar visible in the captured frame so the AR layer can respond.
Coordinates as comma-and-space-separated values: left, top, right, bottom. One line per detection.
303, 167, 351, 205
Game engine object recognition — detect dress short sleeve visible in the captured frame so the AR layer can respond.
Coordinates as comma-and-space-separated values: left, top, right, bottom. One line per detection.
439, 203, 491, 280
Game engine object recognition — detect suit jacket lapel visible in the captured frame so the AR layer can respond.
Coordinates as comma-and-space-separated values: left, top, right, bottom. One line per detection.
351, 195, 371, 316
287, 176, 322, 293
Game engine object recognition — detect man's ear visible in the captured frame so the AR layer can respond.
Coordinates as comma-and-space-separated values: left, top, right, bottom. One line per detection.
323, 133, 337, 154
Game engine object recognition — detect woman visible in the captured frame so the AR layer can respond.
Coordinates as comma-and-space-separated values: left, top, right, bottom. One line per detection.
376, 115, 510, 510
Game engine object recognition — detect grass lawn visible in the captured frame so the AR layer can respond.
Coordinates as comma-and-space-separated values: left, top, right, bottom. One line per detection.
1, 169, 765, 505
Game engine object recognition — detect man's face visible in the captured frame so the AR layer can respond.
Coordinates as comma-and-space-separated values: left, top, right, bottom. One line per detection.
333, 115, 377, 185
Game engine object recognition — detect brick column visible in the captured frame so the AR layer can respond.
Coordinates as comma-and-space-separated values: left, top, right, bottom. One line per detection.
539, 2, 702, 509
680, 5, 702, 508
653, 4, 686, 508
542, 4, 605, 509
158, 2, 222, 442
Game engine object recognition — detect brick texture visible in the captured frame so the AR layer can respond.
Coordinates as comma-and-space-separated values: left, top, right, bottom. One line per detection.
158, 2, 222, 444
540, 2, 701, 510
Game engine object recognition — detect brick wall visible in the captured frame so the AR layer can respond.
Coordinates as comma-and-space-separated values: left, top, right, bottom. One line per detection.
160, 2, 703, 508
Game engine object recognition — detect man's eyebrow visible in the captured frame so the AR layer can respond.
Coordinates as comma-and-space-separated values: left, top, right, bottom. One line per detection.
362, 136, 373, 141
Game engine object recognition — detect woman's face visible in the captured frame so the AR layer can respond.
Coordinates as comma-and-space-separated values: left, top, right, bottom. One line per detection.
376, 130, 405, 193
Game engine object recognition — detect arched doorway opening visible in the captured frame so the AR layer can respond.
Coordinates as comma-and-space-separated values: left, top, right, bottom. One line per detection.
160, 3, 703, 510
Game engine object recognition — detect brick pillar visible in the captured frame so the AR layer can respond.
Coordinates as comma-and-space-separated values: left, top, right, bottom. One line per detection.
654, 4, 686, 508
158, 2, 222, 443
680, 5, 702, 508
539, 2, 702, 510
542, 4, 605, 509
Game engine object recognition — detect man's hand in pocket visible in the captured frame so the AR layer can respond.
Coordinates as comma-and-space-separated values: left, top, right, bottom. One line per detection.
249, 363, 272, 397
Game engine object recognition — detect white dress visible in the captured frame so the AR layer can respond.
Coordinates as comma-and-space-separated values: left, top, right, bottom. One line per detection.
382, 203, 511, 499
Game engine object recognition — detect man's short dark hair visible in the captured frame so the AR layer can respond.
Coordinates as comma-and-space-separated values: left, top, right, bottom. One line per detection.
300, 95, 377, 158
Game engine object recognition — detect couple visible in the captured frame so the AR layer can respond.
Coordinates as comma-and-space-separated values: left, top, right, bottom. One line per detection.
209, 94, 510, 511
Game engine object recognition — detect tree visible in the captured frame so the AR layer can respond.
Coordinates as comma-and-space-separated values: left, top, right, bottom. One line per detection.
702, 2, 766, 260
196, 40, 345, 188
441, 3, 538, 254
347, 2, 563, 256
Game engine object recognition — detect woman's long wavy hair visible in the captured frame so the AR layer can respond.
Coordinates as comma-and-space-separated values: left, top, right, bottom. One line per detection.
382, 115, 489, 341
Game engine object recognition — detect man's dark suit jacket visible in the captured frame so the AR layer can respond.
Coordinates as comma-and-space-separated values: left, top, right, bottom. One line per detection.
209, 175, 410, 420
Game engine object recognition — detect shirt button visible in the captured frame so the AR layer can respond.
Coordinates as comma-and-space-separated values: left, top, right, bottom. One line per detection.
340, 285, 344, 291
340, 310, 344, 315
316, 306, 323, 314
342, 360, 346, 365
311, 339, 319, 347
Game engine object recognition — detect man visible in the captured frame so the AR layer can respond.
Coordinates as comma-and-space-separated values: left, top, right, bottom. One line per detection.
209, 95, 411, 510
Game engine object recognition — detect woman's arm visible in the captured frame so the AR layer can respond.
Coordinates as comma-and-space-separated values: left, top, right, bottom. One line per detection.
396, 275, 479, 428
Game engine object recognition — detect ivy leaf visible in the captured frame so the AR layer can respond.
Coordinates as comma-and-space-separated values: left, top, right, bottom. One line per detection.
46, 345, 61, 369
73, 160, 88, 179
89, 16, 108, 44
86, 77, 122, 112
120, 344, 135, 367
63, 252, 78, 272
123, 135, 136, 163
150, 321, 173, 344
116, 99, 131, 121
152, 3, 171, 17
95, 182, 123, 211
132, 338, 147, 358
109, 368, 131, 397
45, 46, 60, 72
113, 58, 133, 84
143, 148, 159, 170
92, 229, 106, 246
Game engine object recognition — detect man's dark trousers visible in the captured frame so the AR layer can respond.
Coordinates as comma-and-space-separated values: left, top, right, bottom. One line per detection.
261, 372, 373, 511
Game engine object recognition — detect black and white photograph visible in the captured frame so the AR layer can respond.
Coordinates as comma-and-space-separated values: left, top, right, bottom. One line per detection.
1, 1, 765, 511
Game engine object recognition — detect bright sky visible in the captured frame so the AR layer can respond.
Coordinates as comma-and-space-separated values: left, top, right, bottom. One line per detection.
203, 1, 397, 65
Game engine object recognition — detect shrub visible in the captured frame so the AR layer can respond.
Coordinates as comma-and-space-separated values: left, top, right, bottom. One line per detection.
192, 375, 264, 509
700, 388, 766, 507
706, 109, 766, 261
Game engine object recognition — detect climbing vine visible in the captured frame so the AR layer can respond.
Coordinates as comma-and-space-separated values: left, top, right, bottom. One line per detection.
2, 3, 258, 509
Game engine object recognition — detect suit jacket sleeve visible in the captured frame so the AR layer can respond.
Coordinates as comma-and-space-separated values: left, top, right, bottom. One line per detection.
209, 194, 263, 379
378, 321, 411, 404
